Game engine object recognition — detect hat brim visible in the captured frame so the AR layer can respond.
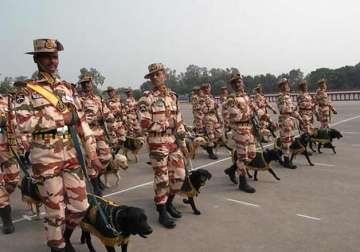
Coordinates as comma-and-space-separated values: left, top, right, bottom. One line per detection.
25, 49, 62, 55
144, 68, 164, 79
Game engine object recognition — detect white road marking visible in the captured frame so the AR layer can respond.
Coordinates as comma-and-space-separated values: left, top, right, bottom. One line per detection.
7, 114, 360, 226
343, 131, 360, 134
296, 214, 321, 221
331, 115, 360, 126
314, 163, 335, 167
22, 215, 32, 221
351, 144, 360, 147
226, 198, 260, 208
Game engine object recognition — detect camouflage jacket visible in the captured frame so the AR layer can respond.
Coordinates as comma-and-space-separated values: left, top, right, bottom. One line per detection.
201, 94, 218, 115
227, 91, 254, 125
80, 93, 114, 128
105, 96, 123, 121
138, 86, 186, 148
315, 88, 332, 108
123, 97, 137, 115
297, 91, 314, 111
276, 92, 300, 118
14, 72, 97, 160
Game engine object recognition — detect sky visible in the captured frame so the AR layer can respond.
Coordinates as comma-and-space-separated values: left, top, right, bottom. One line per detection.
0, 0, 359, 89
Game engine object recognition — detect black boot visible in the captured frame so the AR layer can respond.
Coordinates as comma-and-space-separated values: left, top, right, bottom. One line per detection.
0, 205, 15, 234
238, 175, 256, 193
90, 178, 103, 196
283, 157, 297, 169
206, 146, 218, 160
50, 247, 66, 252
63, 227, 76, 252
166, 195, 182, 218
224, 164, 238, 184
156, 204, 176, 229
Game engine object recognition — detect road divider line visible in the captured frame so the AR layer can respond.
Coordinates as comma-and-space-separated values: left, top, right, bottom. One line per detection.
296, 214, 321, 221
314, 163, 335, 167
226, 198, 260, 208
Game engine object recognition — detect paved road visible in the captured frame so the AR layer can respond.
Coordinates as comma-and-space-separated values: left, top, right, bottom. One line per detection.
1, 102, 360, 252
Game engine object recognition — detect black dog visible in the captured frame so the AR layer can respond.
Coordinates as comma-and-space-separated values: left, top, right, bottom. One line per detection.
289, 133, 314, 166
181, 169, 212, 215
310, 128, 343, 154
65, 194, 152, 252
275, 133, 314, 167
225, 149, 281, 182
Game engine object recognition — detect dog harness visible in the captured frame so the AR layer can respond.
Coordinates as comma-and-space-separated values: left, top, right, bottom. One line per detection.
80, 194, 130, 247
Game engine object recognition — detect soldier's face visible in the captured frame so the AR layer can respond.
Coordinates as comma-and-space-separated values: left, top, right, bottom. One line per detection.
320, 83, 327, 90
231, 80, 244, 91
221, 89, 228, 96
82, 81, 93, 93
126, 91, 133, 97
35, 52, 59, 74
150, 70, 166, 88
108, 90, 115, 98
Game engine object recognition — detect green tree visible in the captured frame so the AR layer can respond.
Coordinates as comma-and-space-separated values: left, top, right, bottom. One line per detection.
78, 67, 106, 86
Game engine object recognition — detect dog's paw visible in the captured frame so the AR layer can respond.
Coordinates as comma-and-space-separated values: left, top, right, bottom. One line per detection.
194, 210, 201, 215
254, 178, 258, 181
310, 163, 315, 166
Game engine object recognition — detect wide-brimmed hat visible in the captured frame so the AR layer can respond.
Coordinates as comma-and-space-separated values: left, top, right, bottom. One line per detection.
107, 86, 115, 92
220, 86, 228, 90
317, 78, 326, 85
192, 86, 200, 91
79, 75, 93, 84
144, 63, 165, 79
229, 73, 242, 84
278, 78, 288, 88
125, 87, 132, 93
254, 84, 262, 91
26, 39, 64, 55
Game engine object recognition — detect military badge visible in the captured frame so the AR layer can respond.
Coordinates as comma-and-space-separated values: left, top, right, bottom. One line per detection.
31, 93, 42, 99
45, 39, 55, 49
56, 100, 67, 112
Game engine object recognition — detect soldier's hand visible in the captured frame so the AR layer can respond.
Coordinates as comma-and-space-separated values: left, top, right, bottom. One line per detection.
63, 111, 73, 125
333, 110, 338, 115
272, 109, 277, 114
91, 158, 103, 172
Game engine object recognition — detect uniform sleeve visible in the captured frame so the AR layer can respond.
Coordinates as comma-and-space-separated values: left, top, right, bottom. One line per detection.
14, 89, 38, 134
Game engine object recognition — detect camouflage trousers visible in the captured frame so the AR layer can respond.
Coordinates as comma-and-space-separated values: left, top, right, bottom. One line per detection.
204, 114, 222, 147
31, 138, 89, 249
193, 110, 204, 134
88, 127, 112, 178
299, 110, 314, 134
148, 136, 185, 205
278, 116, 295, 157
0, 150, 20, 208
232, 127, 256, 175
318, 107, 330, 128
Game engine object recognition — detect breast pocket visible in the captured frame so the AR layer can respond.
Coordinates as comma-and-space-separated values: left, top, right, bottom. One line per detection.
31, 96, 51, 109
151, 99, 167, 122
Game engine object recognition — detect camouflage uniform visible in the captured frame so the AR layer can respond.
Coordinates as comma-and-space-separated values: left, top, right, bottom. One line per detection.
80, 89, 113, 177
0, 95, 20, 234
123, 91, 141, 137
227, 91, 256, 175
138, 86, 186, 205
14, 65, 98, 248
105, 88, 127, 147
315, 80, 335, 128
254, 91, 276, 138
220, 92, 230, 131
191, 89, 205, 134
201, 85, 222, 148
297, 84, 315, 134
276, 79, 301, 161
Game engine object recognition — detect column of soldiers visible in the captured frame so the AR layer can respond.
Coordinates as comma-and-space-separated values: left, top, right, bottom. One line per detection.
0, 38, 339, 252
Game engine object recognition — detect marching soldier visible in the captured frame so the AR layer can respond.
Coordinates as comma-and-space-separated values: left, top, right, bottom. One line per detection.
200, 83, 222, 160
138, 63, 188, 229
315, 79, 337, 128
226, 73, 256, 193
276, 78, 303, 169
191, 86, 205, 135
79, 76, 114, 194
14, 39, 102, 251
297, 80, 315, 134
219, 86, 230, 133
0, 94, 20, 234
124, 88, 141, 137
105, 86, 127, 148
253, 84, 277, 142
